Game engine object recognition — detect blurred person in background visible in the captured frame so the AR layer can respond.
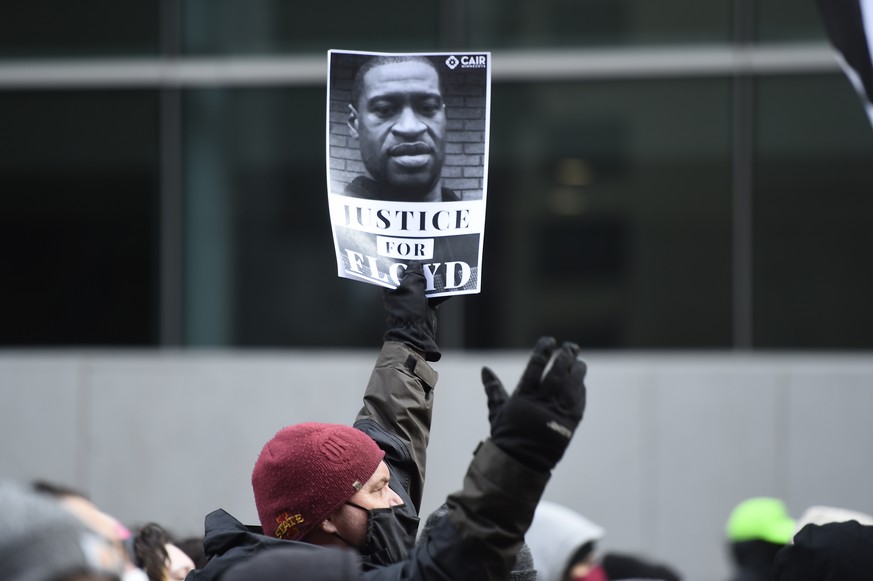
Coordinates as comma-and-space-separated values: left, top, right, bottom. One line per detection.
32, 480, 133, 544
128, 523, 195, 581
1, 481, 128, 581
724, 497, 795, 581
172, 537, 207, 571
523, 500, 680, 581
791, 504, 873, 532
519, 500, 604, 581
773, 520, 873, 580
31, 480, 147, 581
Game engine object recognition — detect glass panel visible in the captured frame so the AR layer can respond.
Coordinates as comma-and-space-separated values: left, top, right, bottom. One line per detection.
183, 87, 388, 347
756, 0, 828, 42
0, 90, 160, 345
753, 74, 873, 348
182, 80, 732, 349
465, 78, 733, 348
467, 0, 731, 48
183, 0, 442, 55
0, 2, 160, 58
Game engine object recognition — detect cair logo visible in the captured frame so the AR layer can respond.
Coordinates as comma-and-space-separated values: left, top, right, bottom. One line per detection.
445, 54, 488, 70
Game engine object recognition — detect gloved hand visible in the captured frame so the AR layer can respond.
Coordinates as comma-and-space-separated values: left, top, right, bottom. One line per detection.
383, 262, 444, 362
483, 336, 587, 473
482, 364, 509, 430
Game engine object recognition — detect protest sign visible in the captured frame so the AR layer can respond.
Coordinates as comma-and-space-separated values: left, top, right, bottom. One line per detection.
326, 49, 491, 296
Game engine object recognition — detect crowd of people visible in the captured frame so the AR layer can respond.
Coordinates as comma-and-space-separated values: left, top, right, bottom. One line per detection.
7, 17, 873, 579
723, 497, 873, 581
3, 261, 873, 581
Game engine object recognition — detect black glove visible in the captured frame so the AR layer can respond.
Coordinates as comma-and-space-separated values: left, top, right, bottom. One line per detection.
383, 262, 443, 362
482, 364, 509, 430
483, 336, 587, 473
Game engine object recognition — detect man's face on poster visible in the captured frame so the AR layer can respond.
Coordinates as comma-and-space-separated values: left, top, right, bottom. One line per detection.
349, 59, 447, 200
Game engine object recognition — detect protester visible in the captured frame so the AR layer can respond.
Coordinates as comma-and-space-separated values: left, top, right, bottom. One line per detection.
32, 480, 134, 545
523, 499, 680, 581
724, 497, 795, 581
188, 262, 441, 579
772, 520, 873, 580
187, 262, 589, 580
191, 335, 586, 580
524, 500, 605, 581
129, 523, 169, 581
31, 480, 148, 581
173, 537, 207, 570
164, 543, 196, 581
0, 481, 127, 581
128, 523, 195, 581
791, 504, 873, 533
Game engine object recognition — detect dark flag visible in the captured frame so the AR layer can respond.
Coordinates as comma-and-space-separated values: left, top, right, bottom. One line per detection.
817, 0, 873, 126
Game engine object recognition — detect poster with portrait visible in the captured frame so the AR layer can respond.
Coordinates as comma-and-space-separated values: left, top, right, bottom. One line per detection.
326, 49, 491, 296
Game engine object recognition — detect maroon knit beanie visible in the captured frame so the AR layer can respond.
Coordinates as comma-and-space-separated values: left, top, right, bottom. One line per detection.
252, 422, 385, 540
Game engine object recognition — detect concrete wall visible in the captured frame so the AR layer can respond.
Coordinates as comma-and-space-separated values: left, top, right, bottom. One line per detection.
2, 348, 872, 580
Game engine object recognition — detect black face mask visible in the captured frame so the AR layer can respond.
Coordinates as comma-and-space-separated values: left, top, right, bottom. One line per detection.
343, 501, 420, 569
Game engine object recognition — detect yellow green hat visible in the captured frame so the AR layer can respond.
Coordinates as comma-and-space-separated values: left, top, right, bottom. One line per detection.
726, 497, 796, 544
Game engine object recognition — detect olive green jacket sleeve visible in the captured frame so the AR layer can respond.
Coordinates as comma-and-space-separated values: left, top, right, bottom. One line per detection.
356, 440, 550, 581
354, 341, 438, 512
443, 439, 551, 580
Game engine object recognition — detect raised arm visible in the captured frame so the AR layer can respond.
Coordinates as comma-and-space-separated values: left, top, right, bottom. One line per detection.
353, 262, 442, 512
365, 337, 588, 581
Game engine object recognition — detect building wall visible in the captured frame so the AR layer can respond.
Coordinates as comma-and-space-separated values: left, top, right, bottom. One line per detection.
2, 349, 872, 579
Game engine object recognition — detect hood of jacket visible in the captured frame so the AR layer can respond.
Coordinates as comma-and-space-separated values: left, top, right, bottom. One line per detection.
525, 501, 605, 581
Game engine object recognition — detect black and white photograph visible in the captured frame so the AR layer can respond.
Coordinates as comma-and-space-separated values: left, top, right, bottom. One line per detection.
326, 49, 491, 295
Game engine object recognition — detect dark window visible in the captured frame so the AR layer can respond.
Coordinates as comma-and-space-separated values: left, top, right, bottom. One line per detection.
0, 91, 160, 345
753, 75, 873, 348
467, 79, 733, 348
756, 0, 828, 42
182, 88, 386, 347
0, 1, 159, 58
3, 1, 869, 350
467, 0, 731, 48
182, 0, 443, 55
